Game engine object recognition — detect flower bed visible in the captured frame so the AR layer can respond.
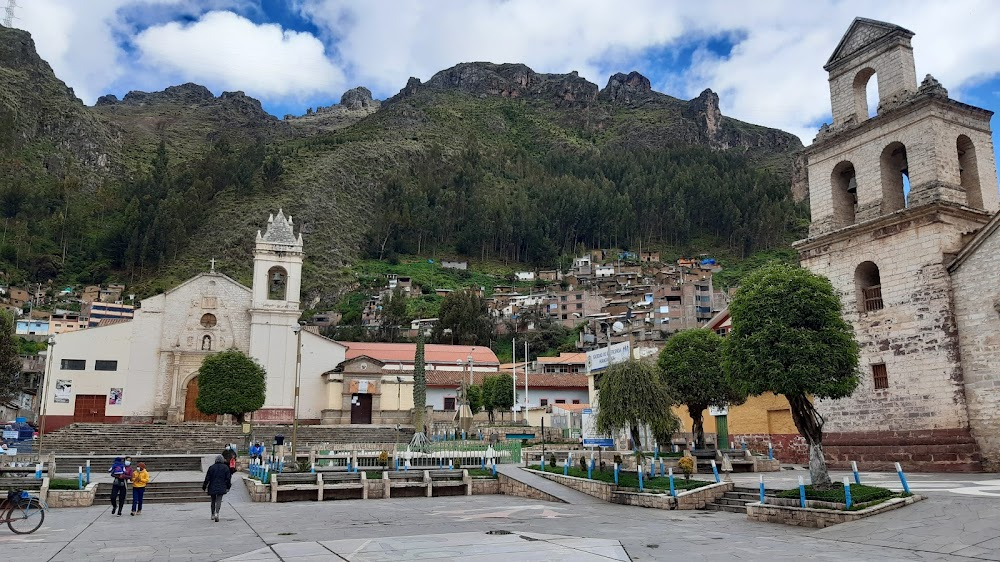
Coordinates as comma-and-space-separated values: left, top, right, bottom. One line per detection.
748, 494, 923, 528
775, 482, 897, 505
532, 464, 711, 492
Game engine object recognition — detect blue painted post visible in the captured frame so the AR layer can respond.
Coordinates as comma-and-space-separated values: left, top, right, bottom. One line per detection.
279, 459, 284, 473
768, 441, 774, 460
613, 463, 619, 485
710, 460, 720, 483
895, 462, 911, 494
448, 460, 453, 469
263, 466, 269, 485
638, 465, 644, 492
311, 463, 315, 474
759, 475, 766, 504
587, 459, 593, 480
659, 459, 664, 478
668, 467, 676, 497
540, 455, 545, 471
843, 477, 853, 509
589, 454, 595, 474
491, 460, 497, 477
35, 463, 42, 479
649, 459, 654, 479
564, 458, 569, 476
438, 455, 443, 469
798, 475, 807, 508
481, 455, 486, 470
395, 457, 400, 471
852, 461, 861, 485
462, 430, 466, 441
77, 466, 83, 490
86, 460, 91, 484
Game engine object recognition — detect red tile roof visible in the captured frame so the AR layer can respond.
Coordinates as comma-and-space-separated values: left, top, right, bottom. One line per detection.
339, 342, 500, 365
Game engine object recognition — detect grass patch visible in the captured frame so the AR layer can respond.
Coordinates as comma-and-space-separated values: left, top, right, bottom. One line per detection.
467, 468, 498, 479
48, 478, 84, 490
776, 483, 896, 504
532, 464, 712, 492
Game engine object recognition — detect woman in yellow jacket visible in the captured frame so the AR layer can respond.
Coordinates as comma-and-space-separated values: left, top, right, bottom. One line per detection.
130, 462, 149, 515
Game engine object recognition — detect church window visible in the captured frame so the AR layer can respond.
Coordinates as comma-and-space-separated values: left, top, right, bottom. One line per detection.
957, 135, 983, 209
872, 363, 889, 390
855, 261, 884, 312
202, 335, 212, 351
60, 359, 85, 370
880, 142, 909, 212
268, 266, 288, 300
831, 161, 858, 227
95, 360, 118, 371
200, 313, 217, 328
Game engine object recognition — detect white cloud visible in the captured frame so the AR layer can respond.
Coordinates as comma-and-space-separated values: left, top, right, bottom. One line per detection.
133, 11, 344, 100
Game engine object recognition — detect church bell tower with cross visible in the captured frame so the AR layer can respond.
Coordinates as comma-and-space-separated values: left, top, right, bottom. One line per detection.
248, 210, 305, 422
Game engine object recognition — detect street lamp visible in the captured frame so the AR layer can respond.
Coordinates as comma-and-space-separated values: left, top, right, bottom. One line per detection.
290, 322, 305, 465
37, 335, 56, 453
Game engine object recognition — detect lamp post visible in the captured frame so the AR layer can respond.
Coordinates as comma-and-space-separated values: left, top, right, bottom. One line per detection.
291, 323, 304, 465
37, 335, 56, 453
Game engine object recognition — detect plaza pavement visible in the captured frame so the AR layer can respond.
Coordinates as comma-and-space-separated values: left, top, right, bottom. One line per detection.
1, 467, 998, 561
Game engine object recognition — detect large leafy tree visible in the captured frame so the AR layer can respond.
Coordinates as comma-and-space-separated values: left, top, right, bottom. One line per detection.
432, 289, 494, 346
595, 359, 679, 450
195, 349, 266, 423
658, 329, 746, 449
0, 311, 22, 404
723, 263, 859, 487
467, 384, 483, 415
483, 374, 514, 423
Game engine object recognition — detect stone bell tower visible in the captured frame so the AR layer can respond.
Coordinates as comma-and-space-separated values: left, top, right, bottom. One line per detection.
795, 18, 999, 471
249, 210, 304, 422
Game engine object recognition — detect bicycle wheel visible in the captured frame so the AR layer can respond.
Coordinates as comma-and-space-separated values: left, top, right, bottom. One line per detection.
7, 499, 45, 534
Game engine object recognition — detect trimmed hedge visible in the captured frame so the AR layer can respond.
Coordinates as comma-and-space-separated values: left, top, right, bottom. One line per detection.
776, 482, 895, 504
49, 478, 84, 490
533, 464, 712, 491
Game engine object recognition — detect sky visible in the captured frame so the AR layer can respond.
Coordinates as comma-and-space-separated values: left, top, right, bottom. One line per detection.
7, 0, 1000, 146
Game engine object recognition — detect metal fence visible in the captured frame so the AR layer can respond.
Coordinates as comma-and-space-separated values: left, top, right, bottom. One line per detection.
310, 440, 522, 469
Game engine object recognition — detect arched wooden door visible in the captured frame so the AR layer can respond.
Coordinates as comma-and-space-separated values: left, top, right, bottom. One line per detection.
184, 377, 216, 422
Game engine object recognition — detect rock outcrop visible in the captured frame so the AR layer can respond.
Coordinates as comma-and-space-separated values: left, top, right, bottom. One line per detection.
340, 86, 378, 110
598, 71, 654, 105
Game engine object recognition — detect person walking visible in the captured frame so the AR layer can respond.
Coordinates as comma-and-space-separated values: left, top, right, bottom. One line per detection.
130, 462, 149, 516
202, 454, 231, 522
108, 457, 128, 516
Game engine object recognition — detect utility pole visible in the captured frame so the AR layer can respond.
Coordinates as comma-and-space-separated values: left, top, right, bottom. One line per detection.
2, 1, 18, 28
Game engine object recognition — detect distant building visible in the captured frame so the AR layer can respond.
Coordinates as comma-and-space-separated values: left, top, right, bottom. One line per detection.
15, 319, 48, 336
49, 312, 89, 334
441, 260, 468, 271
83, 302, 134, 327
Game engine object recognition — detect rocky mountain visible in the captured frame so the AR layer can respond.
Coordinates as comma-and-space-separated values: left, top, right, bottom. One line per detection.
0, 25, 804, 303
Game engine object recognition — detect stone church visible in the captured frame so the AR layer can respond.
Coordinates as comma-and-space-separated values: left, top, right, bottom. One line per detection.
41, 211, 348, 431
796, 18, 1000, 471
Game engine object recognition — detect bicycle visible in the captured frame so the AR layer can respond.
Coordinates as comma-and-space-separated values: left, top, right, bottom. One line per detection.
0, 490, 47, 534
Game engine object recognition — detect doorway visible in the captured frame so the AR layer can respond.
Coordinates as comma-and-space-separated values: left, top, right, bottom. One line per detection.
73, 395, 106, 422
350, 394, 373, 424
184, 377, 217, 422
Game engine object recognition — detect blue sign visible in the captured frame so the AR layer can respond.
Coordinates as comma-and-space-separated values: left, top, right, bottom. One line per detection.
15, 417, 26, 423
583, 438, 615, 448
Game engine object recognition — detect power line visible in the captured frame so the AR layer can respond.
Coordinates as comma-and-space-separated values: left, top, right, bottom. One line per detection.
2, 0, 18, 28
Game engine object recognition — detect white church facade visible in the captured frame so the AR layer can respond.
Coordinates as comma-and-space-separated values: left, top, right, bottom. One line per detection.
40, 211, 347, 432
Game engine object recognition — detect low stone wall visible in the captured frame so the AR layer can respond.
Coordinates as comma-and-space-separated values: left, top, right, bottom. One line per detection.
676, 481, 732, 509
243, 478, 270, 502
754, 458, 781, 472
498, 474, 565, 503
367, 480, 385, 499
746, 495, 923, 528
612, 481, 731, 510
46, 483, 97, 508
527, 469, 614, 501
472, 478, 499, 495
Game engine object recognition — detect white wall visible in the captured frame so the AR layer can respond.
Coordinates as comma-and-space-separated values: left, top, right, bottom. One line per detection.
298, 331, 347, 420
44, 322, 136, 417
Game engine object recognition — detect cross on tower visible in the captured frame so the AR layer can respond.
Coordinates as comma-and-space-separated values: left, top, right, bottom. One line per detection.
210, 258, 216, 273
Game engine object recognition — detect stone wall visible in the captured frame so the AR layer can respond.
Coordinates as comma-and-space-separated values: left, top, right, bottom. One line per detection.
528, 470, 614, 501
471, 478, 500, 495
951, 221, 1000, 471
243, 478, 270, 502
824, 428, 982, 472
497, 474, 565, 503
746, 495, 922, 528
46, 483, 97, 508
675, 481, 732, 509
612, 481, 732, 510
730, 433, 807, 464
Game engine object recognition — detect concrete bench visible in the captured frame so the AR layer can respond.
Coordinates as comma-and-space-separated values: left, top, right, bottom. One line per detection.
270, 473, 322, 502
426, 469, 471, 497
0, 466, 50, 477
382, 470, 429, 499
321, 472, 367, 500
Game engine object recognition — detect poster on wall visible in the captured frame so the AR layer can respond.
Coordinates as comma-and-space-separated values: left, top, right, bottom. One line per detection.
109, 388, 123, 405
54, 379, 72, 403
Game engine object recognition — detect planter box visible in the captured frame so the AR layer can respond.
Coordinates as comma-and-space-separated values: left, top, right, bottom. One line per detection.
612, 481, 732, 510
527, 469, 615, 501
46, 483, 97, 508
244, 478, 270, 502
746, 495, 924, 528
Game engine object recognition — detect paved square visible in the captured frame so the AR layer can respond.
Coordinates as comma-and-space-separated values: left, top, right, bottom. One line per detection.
2, 470, 999, 561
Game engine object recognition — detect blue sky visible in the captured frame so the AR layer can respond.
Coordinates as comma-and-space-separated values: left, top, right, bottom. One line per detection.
10, 1, 1000, 148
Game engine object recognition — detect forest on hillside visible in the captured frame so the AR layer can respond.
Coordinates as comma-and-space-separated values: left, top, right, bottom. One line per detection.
367, 141, 805, 266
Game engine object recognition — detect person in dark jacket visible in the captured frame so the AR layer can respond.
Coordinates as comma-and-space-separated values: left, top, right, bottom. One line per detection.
108, 457, 129, 516
202, 454, 232, 522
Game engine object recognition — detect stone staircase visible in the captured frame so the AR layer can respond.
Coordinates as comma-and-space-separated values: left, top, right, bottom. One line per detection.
54, 455, 204, 474
41, 423, 415, 455
703, 486, 771, 514
95, 481, 210, 504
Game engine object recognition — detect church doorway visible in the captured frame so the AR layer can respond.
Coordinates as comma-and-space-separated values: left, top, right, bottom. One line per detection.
184, 377, 217, 422
74, 395, 106, 422
350, 394, 373, 424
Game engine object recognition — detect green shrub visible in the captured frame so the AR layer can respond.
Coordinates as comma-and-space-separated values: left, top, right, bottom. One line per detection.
776, 483, 895, 504
48, 478, 82, 490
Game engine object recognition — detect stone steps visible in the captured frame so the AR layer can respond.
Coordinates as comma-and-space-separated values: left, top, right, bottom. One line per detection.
54, 455, 204, 473
703, 486, 771, 514
95, 482, 210, 504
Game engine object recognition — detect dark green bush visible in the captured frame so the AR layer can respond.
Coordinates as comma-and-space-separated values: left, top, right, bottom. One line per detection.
776, 483, 895, 504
